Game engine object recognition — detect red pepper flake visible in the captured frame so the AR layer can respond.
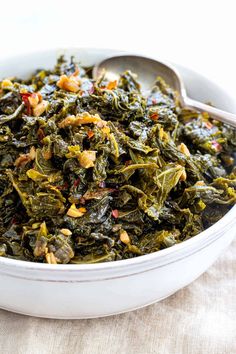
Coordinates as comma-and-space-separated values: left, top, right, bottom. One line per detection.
11, 216, 17, 225
73, 177, 80, 187
20, 92, 32, 115
211, 140, 222, 152
87, 130, 94, 139
150, 112, 159, 121
112, 209, 119, 218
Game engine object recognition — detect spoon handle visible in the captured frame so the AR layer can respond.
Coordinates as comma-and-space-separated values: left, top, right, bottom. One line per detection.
184, 97, 236, 128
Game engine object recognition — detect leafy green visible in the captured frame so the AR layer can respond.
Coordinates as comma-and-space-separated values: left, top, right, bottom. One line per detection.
0, 56, 235, 264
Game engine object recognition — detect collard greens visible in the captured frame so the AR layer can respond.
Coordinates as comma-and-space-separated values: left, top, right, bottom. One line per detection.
0, 56, 235, 264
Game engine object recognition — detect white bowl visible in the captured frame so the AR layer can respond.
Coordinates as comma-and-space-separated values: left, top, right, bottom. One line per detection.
0, 48, 235, 319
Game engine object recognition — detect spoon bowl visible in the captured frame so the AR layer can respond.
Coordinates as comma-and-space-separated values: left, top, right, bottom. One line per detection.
93, 55, 236, 128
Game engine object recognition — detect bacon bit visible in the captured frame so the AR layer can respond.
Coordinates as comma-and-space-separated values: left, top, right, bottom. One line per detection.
28, 92, 42, 107
73, 177, 80, 187
78, 207, 86, 213
83, 188, 115, 200
37, 92, 43, 102
58, 112, 102, 128
159, 127, 169, 140
211, 140, 222, 152
37, 128, 45, 141
195, 180, 205, 186
178, 143, 191, 157
101, 126, 110, 136
29, 146, 36, 160
67, 204, 87, 218
106, 80, 118, 90
42, 150, 52, 160
1, 79, 13, 89
112, 209, 119, 218
57, 74, 81, 93
78, 150, 96, 168
45, 252, 57, 264
33, 100, 48, 117
60, 228, 72, 236
204, 121, 213, 130
87, 130, 94, 139
20, 92, 32, 115
221, 155, 234, 166
14, 146, 36, 167
150, 112, 159, 121
179, 168, 187, 181
28, 93, 39, 108
120, 229, 130, 245
97, 120, 108, 129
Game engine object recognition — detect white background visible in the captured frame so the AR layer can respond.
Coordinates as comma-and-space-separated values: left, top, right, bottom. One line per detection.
0, 0, 235, 92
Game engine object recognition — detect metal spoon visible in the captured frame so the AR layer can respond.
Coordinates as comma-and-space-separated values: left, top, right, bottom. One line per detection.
93, 55, 236, 128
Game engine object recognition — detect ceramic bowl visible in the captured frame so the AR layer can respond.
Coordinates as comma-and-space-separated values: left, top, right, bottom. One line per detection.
0, 48, 235, 319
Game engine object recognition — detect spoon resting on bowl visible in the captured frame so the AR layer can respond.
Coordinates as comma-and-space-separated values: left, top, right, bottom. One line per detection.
92, 55, 236, 128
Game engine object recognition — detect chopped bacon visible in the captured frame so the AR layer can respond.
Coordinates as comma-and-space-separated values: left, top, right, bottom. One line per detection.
57, 74, 80, 93
67, 204, 86, 218
14, 146, 36, 167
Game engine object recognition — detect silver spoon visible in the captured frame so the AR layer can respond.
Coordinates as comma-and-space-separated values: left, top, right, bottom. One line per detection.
93, 55, 236, 128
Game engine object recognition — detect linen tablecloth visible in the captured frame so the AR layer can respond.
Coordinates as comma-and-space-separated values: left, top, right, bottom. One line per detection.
0, 238, 235, 354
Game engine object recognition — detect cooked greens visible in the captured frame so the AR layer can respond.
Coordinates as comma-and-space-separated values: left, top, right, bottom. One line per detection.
0, 56, 235, 264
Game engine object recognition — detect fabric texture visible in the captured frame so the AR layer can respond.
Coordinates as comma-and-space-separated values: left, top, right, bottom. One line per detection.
0, 239, 235, 354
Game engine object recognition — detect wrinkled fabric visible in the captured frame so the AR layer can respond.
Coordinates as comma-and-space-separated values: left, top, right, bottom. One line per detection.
0, 239, 235, 354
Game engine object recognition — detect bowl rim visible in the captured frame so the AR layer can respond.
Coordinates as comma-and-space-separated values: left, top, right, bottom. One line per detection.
0, 47, 235, 273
